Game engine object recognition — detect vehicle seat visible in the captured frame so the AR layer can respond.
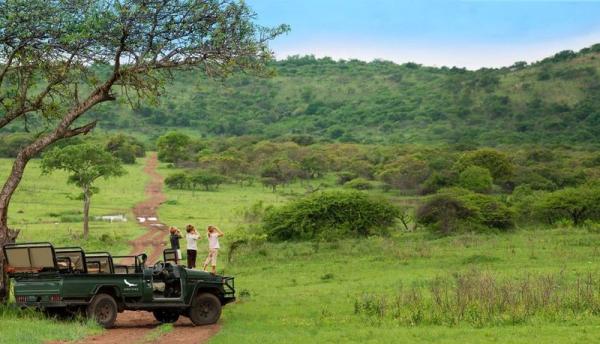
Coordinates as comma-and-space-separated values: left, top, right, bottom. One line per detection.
153, 282, 166, 292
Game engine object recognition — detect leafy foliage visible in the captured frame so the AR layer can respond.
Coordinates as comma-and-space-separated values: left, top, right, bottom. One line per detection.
263, 190, 400, 241
39, 47, 600, 146
533, 185, 600, 226
417, 188, 514, 234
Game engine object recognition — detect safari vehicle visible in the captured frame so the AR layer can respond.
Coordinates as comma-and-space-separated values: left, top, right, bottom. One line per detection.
3, 243, 235, 328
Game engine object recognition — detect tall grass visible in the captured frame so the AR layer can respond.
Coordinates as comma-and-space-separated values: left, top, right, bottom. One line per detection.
355, 270, 600, 327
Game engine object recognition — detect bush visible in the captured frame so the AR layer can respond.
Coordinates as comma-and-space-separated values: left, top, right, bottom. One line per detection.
455, 149, 513, 184
164, 172, 189, 189
416, 188, 514, 234
336, 171, 358, 185
344, 178, 373, 190
533, 185, 600, 226
458, 166, 492, 193
263, 190, 400, 241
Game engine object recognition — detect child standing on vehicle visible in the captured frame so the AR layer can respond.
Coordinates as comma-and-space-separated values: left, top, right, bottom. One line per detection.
169, 226, 182, 264
203, 225, 223, 274
186, 225, 199, 269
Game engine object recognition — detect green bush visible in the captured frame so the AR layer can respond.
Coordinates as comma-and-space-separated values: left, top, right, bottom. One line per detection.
263, 190, 400, 241
164, 172, 189, 189
533, 185, 600, 226
458, 166, 492, 193
416, 188, 514, 234
344, 178, 374, 190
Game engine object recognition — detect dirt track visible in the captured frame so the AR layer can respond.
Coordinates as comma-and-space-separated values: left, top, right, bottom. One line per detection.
53, 153, 220, 344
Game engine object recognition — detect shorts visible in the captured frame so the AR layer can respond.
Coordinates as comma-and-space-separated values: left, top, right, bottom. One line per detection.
204, 248, 218, 267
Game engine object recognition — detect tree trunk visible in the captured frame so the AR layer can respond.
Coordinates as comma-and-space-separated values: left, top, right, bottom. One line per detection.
83, 186, 91, 240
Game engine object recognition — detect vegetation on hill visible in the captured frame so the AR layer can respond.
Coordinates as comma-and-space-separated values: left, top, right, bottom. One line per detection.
5, 45, 598, 146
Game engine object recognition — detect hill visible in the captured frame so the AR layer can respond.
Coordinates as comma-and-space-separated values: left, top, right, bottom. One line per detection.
5, 45, 600, 146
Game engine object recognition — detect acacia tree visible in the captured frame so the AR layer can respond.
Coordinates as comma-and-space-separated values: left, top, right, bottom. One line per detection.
41, 144, 125, 239
0, 0, 287, 297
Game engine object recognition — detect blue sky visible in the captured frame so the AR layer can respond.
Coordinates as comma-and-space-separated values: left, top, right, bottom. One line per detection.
247, 0, 600, 69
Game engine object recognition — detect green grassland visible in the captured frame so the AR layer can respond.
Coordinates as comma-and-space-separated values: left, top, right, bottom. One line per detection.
3, 157, 600, 343
0, 158, 148, 343
155, 163, 600, 343
0, 158, 148, 253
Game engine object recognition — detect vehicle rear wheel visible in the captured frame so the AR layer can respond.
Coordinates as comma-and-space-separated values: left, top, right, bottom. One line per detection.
189, 293, 221, 325
86, 293, 118, 328
153, 309, 180, 323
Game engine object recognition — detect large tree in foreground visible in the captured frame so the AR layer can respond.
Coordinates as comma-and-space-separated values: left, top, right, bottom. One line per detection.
0, 0, 288, 297
41, 144, 125, 240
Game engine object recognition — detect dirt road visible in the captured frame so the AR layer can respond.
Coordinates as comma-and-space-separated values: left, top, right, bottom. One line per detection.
57, 153, 220, 344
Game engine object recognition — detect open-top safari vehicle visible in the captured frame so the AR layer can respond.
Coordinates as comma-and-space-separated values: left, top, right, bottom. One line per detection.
3, 242, 235, 328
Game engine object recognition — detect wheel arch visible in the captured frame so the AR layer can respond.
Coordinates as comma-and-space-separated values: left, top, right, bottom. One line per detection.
91, 285, 125, 310
191, 285, 224, 304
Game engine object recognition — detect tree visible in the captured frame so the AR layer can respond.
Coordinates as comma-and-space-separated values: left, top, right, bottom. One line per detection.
41, 144, 125, 240
190, 171, 227, 191
534, 186, 600, 226
157, 132, 192, 163
0, 0, 287, 297
105, 134, 145, 164
260, 159, 301, 192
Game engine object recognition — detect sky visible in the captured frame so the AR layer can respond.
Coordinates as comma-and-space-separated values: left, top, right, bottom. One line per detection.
247, 0, 600, 69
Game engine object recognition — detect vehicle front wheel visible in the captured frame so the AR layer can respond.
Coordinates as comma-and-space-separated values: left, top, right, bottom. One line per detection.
153, 309, 180, 323
86, 293, 118, 328
189, 293, 221, 325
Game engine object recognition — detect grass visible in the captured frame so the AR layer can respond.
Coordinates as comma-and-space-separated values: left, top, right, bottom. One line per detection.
0, 305, 102, 343
153, 163, 600, 343
142, 323, 174, 343
0, 158, 148, 253
0, 157, 149, 342
3, 157, 600, 343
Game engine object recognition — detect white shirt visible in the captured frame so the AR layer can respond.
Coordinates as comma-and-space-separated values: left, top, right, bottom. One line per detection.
208, 232, 220, 249
186, 233, 199, 250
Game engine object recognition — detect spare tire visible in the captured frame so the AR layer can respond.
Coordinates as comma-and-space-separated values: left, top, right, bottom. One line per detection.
189, 293, 221, 325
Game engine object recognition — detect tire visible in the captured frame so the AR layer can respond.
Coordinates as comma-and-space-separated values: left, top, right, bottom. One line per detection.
86, 293, 118, 328
153, 309, 180, 323
189, 293, 221, 325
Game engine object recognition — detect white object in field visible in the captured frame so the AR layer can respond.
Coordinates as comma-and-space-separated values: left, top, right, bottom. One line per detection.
148, 217, 158, 222
150, 223, 165, 227
96, 214, 127, 223
137, 217, 146, 223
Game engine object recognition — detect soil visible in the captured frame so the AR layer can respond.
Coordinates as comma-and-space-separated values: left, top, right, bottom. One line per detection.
48, 153, 221, 344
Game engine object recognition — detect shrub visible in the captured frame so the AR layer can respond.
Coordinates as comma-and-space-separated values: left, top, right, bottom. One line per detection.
416, 188, 514, 234
263, 190, 400, 241
164, 172, 189, 189
458, 166, 492, 193
533, 185, 600, 226
455, 149, 513, 184
344, 178, 373, 190
336, 171, 358, 185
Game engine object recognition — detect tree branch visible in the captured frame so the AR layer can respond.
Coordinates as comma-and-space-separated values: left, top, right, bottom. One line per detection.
64, 121, 97, 138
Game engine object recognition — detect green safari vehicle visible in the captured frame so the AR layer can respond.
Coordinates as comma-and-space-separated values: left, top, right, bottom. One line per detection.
3, 242, 235, 328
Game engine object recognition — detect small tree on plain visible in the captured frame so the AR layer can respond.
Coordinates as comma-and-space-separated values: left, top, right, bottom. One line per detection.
41, 144, 125, 240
